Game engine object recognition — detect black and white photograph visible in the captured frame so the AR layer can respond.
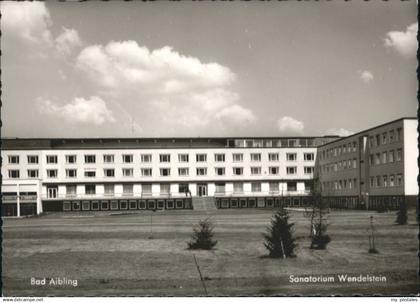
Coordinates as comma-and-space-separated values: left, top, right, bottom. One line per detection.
1, 0, 418, 298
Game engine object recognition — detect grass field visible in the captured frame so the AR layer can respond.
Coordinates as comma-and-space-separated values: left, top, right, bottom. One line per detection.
2, 208, 418, 296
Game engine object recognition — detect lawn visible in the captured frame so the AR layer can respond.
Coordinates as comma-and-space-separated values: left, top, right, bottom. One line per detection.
2, 208, 418, 296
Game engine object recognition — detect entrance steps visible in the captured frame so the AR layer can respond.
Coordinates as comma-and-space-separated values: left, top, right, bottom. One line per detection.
192, 197, 217, 212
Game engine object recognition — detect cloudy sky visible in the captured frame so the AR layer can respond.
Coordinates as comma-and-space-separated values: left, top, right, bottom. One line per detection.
1, 1, 417, 138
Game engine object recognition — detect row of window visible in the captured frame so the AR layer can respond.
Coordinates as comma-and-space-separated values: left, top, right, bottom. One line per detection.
321, 158, 357, 173
320, 141, 357, 160
369, 149, 402, 166
322, 179, 358, 191
49, 180, 311, 198
369, 128, 402, 148
7, 166, 315, 179
369, 174, 403, 188
7, 152, 315, 165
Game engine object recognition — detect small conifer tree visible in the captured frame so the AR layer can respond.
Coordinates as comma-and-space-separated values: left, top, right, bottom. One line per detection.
396, 200, 408, 225
263, 208, 297, 258
188, 218, 218, 250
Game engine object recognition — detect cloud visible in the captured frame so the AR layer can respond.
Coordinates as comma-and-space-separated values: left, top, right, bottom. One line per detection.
55, 27, 82, 56
359, 70, 374, 83
326, 128, 354, 137
384, 23, 418, 58
1, 2, 81, 59
215, 104, 257, 127
76, 40, 255, 134
37, 96, 115, 126
277, 116, 304, 135
1, 1, 53, 46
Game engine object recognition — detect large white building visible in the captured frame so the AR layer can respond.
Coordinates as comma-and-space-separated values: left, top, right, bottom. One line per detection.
1, 117, 417, 216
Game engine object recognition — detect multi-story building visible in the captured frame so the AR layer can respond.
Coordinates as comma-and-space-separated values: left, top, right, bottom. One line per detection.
317, 117, 418, 210
1, 117, 417, 216
1, 136, 336, 216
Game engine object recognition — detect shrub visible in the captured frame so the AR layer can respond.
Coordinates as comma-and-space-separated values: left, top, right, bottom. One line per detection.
188, 218, 217, 250
263, 208, 297, 258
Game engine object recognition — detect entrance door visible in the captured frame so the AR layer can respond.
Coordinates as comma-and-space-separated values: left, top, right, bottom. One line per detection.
198, 184, 207, 197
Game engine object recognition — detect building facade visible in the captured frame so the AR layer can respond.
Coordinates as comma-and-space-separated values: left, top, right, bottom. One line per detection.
317, 118, 418, 210
1, 118, 417, 216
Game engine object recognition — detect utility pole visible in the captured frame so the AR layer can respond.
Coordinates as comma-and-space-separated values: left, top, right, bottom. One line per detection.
193, 254, 208, 296
368, 215, 377, 253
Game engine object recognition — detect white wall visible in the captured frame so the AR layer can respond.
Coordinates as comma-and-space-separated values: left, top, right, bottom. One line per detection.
404, 119, 419, 195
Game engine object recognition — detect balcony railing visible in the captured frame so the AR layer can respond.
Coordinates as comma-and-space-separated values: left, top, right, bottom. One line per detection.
213, 190, 311, 197
42, 192, 190, 200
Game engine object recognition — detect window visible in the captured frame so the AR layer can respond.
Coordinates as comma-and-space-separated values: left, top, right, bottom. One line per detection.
389, 175, 395, 187
84, 155, 96, 163
141, 154, 152, 163
214, 154, 225, 162
159, 154, 170, 163
304, 167, 314, 174
286, 153, 297, 161
397, 174, 403, 186
66, 155, 77, 164
8, 155, 19, 164
388, 151, 394, 163
27, 155, 38, 164
389, 130, 394, 143
196, 168, 207, 176
375, 153, 381, 165
369, 136, 374, 148
286, 166, 297, 175
104, 184, 114, 195
376, 176, 381, 187
123, 184, 133, 195
233, 182, 243, 193
160, 168, 170, 176
304, 153, 314, 161
8, 170, 20, 178
122, 154, 133, 163
103, 154, 114, 163
215, 183, 226, 193
370, 177, 375, 188
268, 153, 279, 161
250, 153, 261, 162
396, 128, 402, 141
66, 169, 77, 178
179, 184, 189, 193
27, 169, 39, 178
47, 169, 57, 178
383, 175, 388, 187
46, 155, 58, 164
382, 132, 387, 144
196, 154, 207, 162
123, 168, 134, 177
233, 167, 243, 175
104, 169, 115, 177
141, 168, 152, 177
287, 181, 297, 192
269, 182, 279, 193
232, 153, 243, 162
66, 185, 77, 197
178, 168, 189, 176
251, 167, 261, 175
269, 167, 279, 175
160, 184, 170, 194
382, 152, 387, 164
352, 141, 357, 152
375, 134, 381, 146
84, 170, 96, 178
369, 154, 374, 166
178, 154, 189, 162
396, 149, 402, 161
251, 182, 261, 192
353, 159, 357, 169
215, 167, 225, 176
85, 184, 96, 195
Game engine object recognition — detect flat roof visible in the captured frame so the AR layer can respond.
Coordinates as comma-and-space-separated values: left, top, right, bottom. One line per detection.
317, 117, 417, 148
1, 136, 339, 150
